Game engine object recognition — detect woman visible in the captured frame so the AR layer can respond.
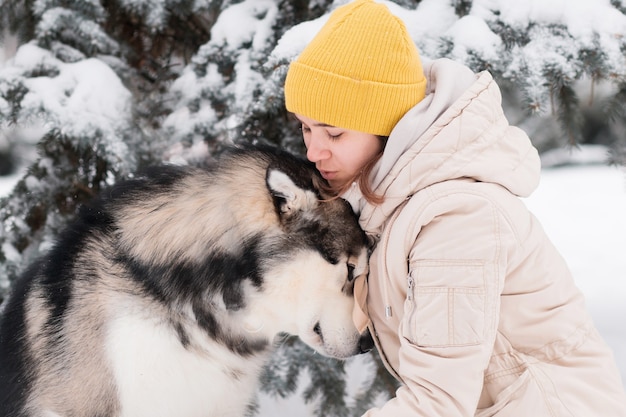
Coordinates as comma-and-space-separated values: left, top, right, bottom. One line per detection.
283, 0, 626, 416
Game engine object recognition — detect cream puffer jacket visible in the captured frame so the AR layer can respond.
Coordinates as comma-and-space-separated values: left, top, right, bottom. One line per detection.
352, 59, 626, 416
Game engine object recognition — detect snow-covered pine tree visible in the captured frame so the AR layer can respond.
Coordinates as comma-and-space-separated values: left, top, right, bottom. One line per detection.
1, 0, 626, 415
0, 0, 136, 286
161, 0, 334, 161
0, 0, 213, 292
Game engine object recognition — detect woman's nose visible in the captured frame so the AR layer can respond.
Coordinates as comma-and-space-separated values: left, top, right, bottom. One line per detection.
306, 134, 331, 162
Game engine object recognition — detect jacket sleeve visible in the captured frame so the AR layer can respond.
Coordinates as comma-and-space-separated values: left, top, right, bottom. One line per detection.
363, 188, 518, 417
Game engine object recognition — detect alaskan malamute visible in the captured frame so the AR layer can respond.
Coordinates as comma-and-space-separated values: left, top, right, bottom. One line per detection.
0, 144, 372, 417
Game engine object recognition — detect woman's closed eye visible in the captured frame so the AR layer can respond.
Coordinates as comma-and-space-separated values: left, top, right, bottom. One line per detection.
326, 129, 343, 141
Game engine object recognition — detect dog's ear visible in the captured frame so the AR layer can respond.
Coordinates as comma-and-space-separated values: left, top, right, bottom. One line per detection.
266, 169, 318, 220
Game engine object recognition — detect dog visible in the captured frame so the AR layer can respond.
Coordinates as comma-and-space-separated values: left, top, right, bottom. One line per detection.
0, 144, 373, 417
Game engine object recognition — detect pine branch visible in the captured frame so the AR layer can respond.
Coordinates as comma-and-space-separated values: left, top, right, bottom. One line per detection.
550, 78, 584, 147
348, 350, 399, 417
0, 0, 36, 44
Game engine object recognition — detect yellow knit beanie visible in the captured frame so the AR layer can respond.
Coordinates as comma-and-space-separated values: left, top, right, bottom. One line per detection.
284, 0, 427, 136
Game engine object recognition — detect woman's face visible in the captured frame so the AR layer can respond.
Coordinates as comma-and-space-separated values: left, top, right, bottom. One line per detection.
295, 114, 383, 190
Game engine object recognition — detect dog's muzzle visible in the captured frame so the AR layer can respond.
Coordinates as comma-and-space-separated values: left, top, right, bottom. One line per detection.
358, 328, 374, 354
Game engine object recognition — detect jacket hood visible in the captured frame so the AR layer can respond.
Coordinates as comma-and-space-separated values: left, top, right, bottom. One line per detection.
356, 58, 541, 234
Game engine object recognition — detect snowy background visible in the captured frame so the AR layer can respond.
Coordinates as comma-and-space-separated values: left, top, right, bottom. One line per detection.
1, 0, 626, 414
524, 149, 626, 387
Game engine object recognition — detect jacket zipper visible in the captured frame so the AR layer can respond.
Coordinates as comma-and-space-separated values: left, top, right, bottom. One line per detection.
381, 197, 411, 319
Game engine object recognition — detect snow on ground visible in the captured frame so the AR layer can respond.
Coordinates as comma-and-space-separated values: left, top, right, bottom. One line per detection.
524, 161, 626, 384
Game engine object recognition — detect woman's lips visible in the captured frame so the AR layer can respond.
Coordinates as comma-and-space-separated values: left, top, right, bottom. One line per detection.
319, 170, 336, 181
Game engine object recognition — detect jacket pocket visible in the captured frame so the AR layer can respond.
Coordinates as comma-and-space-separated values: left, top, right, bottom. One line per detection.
476, 367, 574, 417
406, 261, 486, 347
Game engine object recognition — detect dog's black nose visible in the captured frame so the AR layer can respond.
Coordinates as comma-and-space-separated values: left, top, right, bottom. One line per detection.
358, 328, 374, 354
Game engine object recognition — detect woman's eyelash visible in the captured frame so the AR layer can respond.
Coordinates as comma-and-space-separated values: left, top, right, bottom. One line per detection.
299, 124, 340, 139
328, 132, 342, 140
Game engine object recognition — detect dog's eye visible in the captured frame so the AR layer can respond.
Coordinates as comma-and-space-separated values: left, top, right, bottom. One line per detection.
347, 263, 355, 281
